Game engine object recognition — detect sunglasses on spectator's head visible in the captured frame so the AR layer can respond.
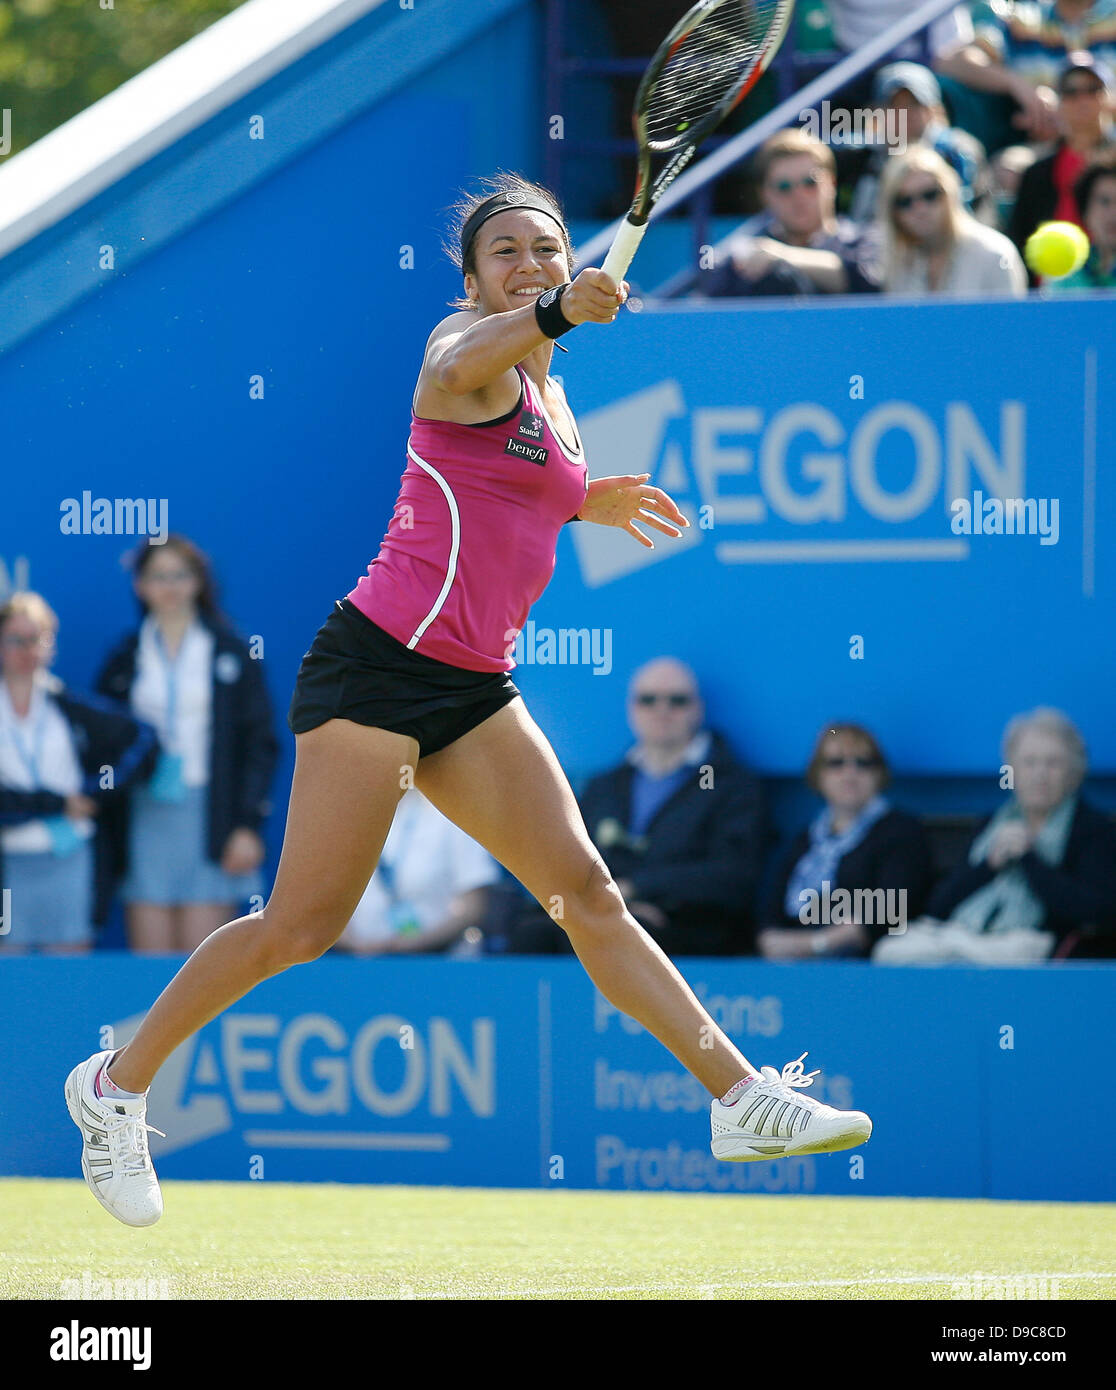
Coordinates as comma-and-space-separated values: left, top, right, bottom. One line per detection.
822, 755, 879, 769
893, 186, 943, 211
634, 692, 694, 707
768, 173, 819, 194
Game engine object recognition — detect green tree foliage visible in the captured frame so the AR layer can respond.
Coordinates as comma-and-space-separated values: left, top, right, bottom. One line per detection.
0, 0, 246, 158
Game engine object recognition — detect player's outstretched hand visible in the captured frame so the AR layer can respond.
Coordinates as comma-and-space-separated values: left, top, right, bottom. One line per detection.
561, 268, 629, 325
577, 473, 689, 548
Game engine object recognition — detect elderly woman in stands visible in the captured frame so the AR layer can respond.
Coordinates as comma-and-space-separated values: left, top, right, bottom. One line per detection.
757, 723, 932, 959
874, 708, 1116, 963
0, 592, 155, 953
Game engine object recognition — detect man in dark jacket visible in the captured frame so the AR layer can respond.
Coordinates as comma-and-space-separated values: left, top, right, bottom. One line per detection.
577, 658, 768, 957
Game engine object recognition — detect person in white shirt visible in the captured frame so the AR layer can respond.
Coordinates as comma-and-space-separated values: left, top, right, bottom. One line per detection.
826, 0, 974, 61
0, 593, 154, 952
335, 787, 500, 955
97, 537, 276, 954
879, 145, 1028, 295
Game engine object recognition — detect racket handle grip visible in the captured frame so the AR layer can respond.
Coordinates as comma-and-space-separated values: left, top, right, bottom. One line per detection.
601, 219, 648, 286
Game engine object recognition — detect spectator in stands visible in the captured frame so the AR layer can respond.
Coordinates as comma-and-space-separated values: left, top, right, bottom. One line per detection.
96, 536, 278, 954
577, 658, 768, 957
848, 63, 989, 221
1009, 53, 1115, 278
333, 787, 500, 956
697, 130, 882, 298
936, 0, 1115, 151
827, 0, 974, 64
879, 146, 1028, 295
0, 592, 155, 954
873, 708, 1116, 963
823, 1, 975, 130
989, 143, 1039, 228
1050, 144, 1116, 284
756, 723, 932, 960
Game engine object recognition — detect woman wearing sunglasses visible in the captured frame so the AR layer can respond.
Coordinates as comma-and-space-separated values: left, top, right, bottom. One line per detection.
879, 146, 1026, 297
757, 723, 932, 959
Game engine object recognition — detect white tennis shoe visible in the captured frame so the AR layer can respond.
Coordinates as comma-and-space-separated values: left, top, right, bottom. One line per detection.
64, 1050, 164, 1226
711, 1052, 872, 1162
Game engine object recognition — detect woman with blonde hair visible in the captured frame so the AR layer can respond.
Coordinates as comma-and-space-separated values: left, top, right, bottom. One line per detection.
0, 592, 155, 953
879, 146, 1027, 296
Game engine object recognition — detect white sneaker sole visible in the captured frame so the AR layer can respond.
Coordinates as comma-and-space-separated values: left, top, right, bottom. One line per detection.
64, 1058, 162, 1228
712, 1118, 872, 1163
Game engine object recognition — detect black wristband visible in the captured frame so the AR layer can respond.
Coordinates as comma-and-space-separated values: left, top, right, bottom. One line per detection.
535, 283, 575, 338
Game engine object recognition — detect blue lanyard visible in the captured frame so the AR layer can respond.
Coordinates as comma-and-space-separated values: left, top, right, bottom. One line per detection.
5, 702, 48, 786
151, 625, 182, 753
376, 797, 418, 902
376, 857, 398, 901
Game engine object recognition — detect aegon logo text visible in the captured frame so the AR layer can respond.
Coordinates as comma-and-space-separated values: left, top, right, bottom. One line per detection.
113, 1011, 495, 1156
574, 381, 1028, 585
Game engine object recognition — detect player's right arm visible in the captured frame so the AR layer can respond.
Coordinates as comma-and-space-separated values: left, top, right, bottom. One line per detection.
414, 269, 624, 423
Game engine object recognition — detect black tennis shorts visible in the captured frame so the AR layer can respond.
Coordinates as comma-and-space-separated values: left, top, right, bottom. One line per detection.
287, 598, 521, 757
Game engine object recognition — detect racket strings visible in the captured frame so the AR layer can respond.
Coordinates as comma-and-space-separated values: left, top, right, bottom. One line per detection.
642, 0, 786, 149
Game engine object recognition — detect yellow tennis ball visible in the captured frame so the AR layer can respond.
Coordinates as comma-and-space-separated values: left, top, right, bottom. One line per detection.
1025, 221, 1090, 278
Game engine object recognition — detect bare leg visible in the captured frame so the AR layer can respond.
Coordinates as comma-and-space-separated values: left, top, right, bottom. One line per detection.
178, 904, 233, 952
108, 720, 416, 1093
415, 699, 757, 1097
126, 904, 176, 954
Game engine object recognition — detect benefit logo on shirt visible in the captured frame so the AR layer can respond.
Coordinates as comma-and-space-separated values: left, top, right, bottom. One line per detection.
505, 435, 549, 465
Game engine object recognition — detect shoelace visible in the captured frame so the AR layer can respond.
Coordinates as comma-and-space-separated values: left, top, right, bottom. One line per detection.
105, 1110, 166, 1175
758, 1052, 822, 1108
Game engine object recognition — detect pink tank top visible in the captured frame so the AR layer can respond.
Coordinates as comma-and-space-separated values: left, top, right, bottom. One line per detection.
347, 366, 589, 671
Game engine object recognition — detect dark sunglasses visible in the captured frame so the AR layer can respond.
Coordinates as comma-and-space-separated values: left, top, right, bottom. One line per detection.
1061, 82, 1104, 98
635, 693, 694, 707
769, 173, 819, 194
894, 186, 943, 211
822, 756, 879, 770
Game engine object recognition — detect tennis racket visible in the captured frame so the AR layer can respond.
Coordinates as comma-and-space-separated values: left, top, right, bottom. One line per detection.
601, 0, 796, 285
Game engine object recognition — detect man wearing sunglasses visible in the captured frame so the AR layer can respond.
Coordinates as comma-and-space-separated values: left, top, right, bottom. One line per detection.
1009, 52, 1115, 282
577, 658, 768, 958
696, 130, 882, 299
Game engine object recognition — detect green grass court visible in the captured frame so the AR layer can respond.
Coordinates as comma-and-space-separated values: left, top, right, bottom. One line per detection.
4, 1180, 1115, 1300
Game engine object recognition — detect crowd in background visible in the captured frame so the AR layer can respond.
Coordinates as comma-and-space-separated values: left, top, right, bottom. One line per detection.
2, 537, 1113, 964
656, 1, 1116, 299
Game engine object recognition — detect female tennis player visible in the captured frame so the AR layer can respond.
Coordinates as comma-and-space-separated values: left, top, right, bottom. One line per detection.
66, 175, 871, 1226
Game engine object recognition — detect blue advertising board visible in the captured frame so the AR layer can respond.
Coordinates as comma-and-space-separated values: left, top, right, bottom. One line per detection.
523, 295, 1114, 781
4, 956, 1114, 1202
